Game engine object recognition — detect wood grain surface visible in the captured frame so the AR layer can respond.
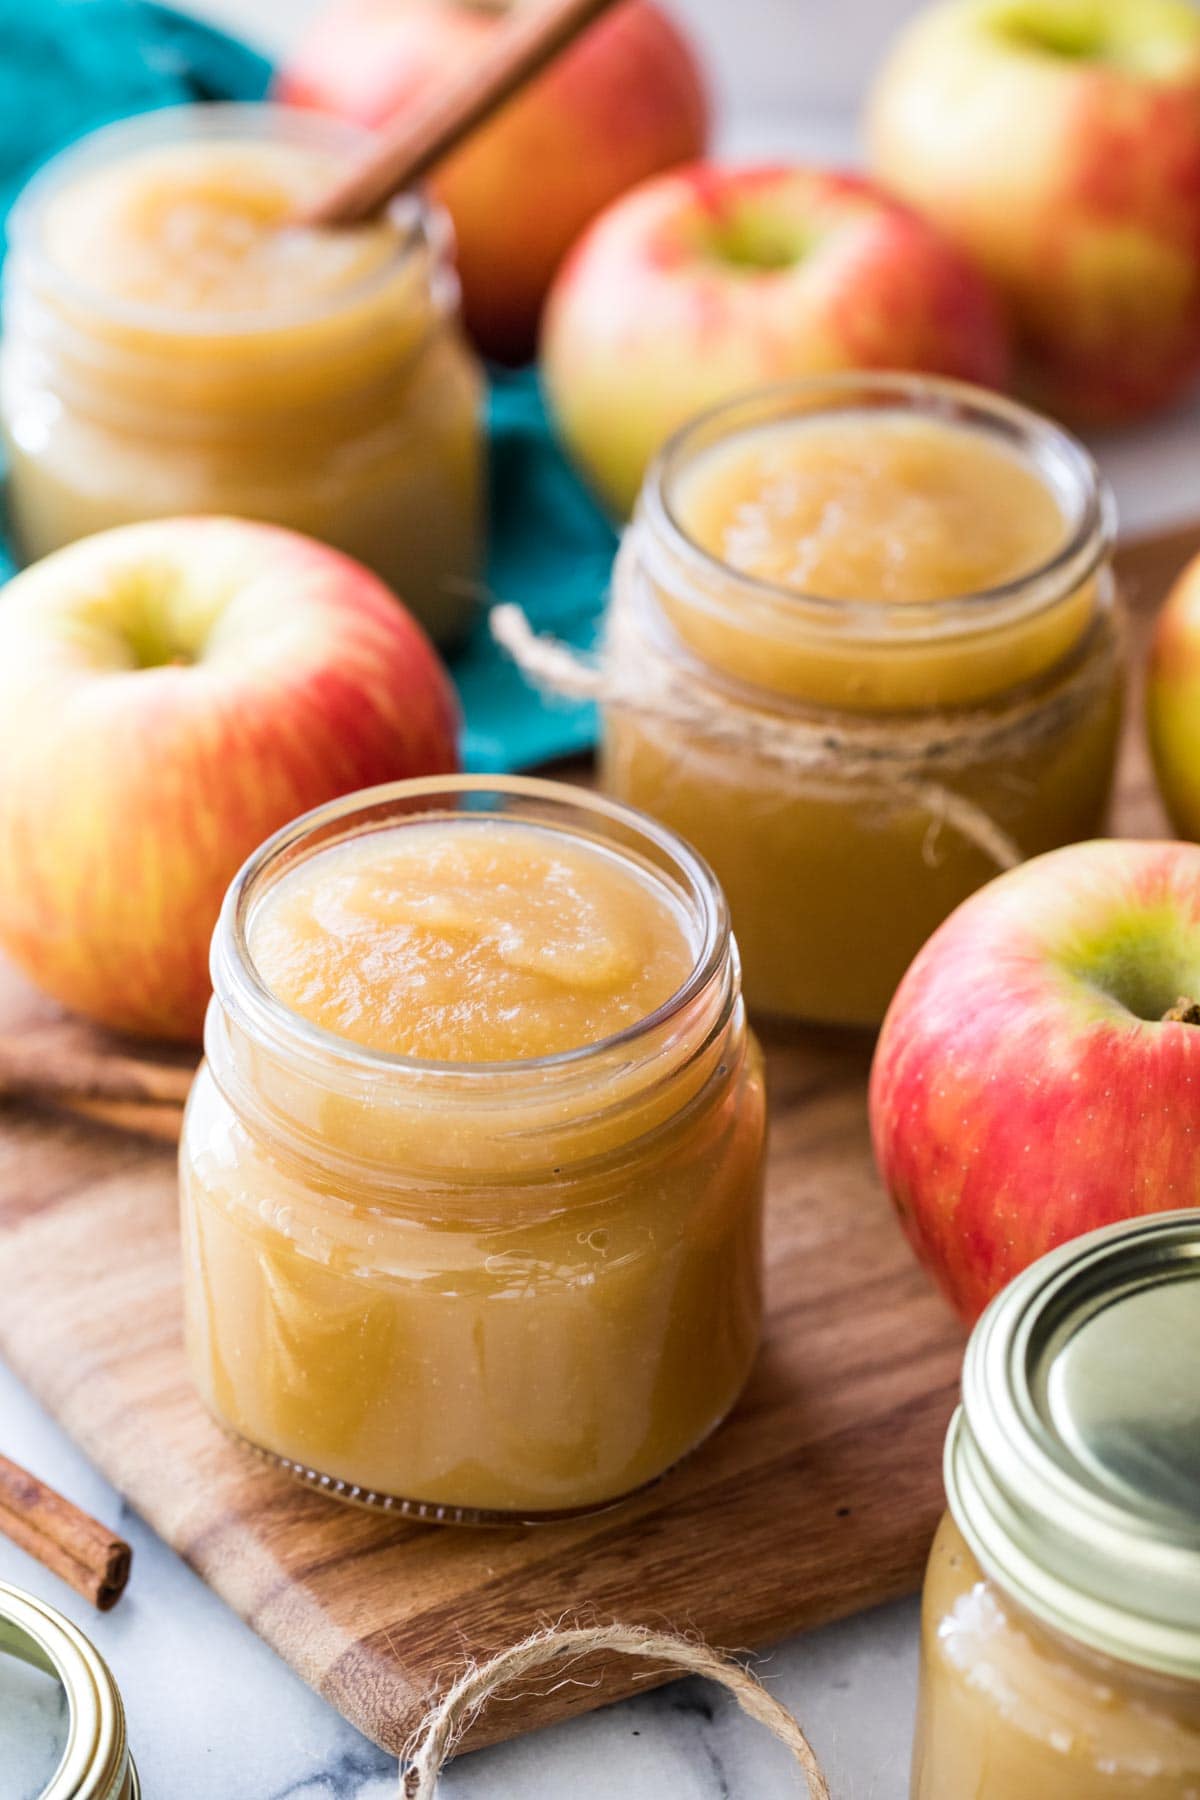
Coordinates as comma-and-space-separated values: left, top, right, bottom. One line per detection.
0, 521, 1192, 1756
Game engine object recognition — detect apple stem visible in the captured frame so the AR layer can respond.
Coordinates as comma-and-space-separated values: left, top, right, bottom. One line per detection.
1163, 996, 1200, 1025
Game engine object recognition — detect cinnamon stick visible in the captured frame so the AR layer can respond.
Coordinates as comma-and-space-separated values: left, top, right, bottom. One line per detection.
64, 1096, 186, 1144
0, 1454, 132, 1610
0, 1037, 195, 1112
302, 0, 625, 226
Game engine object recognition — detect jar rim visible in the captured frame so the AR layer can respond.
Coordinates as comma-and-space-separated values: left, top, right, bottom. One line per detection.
211, 775, 733, 1086
6, 102, 444, 340
0, 1579, 136, 1800
642, 372, 1115, 642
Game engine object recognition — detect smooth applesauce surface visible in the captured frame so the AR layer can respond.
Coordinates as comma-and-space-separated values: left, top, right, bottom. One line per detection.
674, 413, 1069, 603
40, 142, 398, 316
249, 820, 696, 1063
648, 409, 1093, 713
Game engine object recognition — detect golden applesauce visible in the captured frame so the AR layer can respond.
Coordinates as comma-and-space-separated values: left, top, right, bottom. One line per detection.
914, 1213, 1200, 1799
603, 375, 1123, 1025
917, 1519, 1200, 1798
0, 106, 484, 647
180, 778, 766, 1520
676, 412, 1067, 633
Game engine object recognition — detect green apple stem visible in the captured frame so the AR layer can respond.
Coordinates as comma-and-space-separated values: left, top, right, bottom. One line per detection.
1163, 996, 1200, 1025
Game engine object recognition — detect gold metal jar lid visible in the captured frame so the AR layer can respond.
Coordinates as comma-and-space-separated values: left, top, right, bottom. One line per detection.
0, 1580, 138, 1799
946, 1209, 1200, 1680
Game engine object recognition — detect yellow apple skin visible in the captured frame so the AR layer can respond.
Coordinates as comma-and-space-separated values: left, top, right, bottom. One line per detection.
1147, 550, 1200, 837
869, 0, 1200, 421
276, 0, 709, 365
0, 519, 459, 1042
540, 163, 1012, 518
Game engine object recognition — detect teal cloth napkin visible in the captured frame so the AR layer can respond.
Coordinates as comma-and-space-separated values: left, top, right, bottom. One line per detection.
460, 369, 613, 770
0, 0, 613, 771
0, 0, 271, 235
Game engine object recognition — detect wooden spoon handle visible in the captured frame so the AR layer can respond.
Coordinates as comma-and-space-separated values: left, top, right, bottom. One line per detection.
302, 0, 626, 226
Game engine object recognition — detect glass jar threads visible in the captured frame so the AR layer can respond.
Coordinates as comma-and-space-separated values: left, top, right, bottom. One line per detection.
180, 777, 766, 1523
914, 1211, 1200, 1798
602, 374, 1123, 1027
0, 105, 484, 648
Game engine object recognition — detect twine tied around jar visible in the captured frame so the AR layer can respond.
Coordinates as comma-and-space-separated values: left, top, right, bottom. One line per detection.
401, 1622, 832, 1797
491, 599, 1120, 875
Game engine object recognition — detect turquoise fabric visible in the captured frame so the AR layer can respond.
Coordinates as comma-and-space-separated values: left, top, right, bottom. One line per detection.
0, 0, 613, 770
460, 369, 614, 771
0, 1, 271, 246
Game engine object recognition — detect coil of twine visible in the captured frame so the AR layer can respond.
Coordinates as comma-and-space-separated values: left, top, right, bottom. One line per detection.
491, 596, 1122, 876
401, 1622, 832, 1797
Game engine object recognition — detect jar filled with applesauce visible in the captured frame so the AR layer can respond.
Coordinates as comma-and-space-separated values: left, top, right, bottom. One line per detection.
602, 374, 1123, 1026
915, 1210, 1200, 1798
180, 776, 765, 1522
0, 105, 484, 648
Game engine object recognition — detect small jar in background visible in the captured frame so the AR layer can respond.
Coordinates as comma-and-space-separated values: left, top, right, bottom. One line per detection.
914, 1211, 1200, 1799
603, 375, 1123, 1027
1, 105, 485, 649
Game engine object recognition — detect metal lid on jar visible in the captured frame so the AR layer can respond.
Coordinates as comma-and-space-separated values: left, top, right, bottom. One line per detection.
0, 1580, 139, 1799
946, 1209, 1200, 1680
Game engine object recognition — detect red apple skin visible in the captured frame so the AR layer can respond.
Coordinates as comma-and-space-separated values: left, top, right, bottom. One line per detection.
274, 0, 709, 364
869, 839, 1200, 1324
869, 0, 1200, 422
542, 162, 1013, 516
1147, 550, 1200, 836
0, 518, 459, 1042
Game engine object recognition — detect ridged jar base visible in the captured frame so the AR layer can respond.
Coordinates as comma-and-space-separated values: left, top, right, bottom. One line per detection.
219, 1417, 731, 1528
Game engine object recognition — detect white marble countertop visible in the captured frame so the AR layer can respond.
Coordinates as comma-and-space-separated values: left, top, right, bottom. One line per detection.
1, 1354, 918, 1799
4, 2, 1200, 1794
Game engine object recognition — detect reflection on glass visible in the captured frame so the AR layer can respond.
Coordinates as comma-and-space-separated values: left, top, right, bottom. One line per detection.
0, 1619, 68, 1800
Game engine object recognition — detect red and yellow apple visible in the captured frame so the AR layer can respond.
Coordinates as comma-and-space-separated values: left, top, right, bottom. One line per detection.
275, 0, 709, 364
1147, 548, 1200, 836
0, 517, 459, 1042
868, 0, 1200, 421
869, 838, 1200, 1323
541, 163, 1012, 516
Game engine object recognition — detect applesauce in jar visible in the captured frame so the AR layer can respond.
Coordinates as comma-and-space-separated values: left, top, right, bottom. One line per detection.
914, 1212, 1200, 1799
180, 777, 765, 1521
1, 106, 484, 647
603, 374, 1123, 1026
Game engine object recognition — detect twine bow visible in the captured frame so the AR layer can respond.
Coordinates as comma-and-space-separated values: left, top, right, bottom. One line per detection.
492, 601, 1043, 874
401, 1623, 832, 1797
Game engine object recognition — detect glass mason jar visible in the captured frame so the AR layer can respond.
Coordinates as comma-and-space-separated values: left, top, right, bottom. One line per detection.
179, 777, 766, 1523
0, 105, 485, 649
602, 375, 1124, 1028
914, 1211, 1200, 1799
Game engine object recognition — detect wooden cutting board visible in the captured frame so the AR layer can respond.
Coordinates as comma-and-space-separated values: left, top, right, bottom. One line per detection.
0, 520, 1192, 1757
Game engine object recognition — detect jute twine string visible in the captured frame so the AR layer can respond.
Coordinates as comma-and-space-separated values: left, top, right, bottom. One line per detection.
401, 1623, 832, 1797
491, 599, 1119, 874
